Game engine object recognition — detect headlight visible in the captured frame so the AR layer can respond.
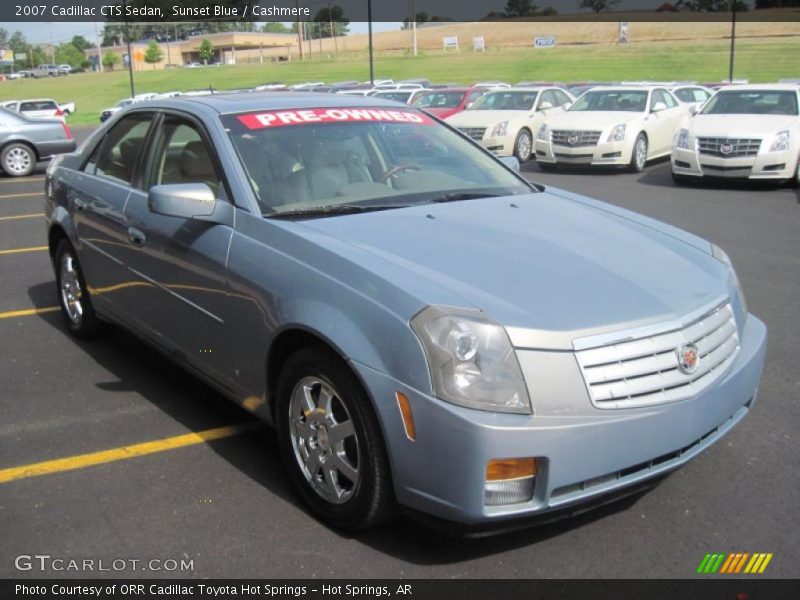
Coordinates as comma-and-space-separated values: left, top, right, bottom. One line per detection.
711, 244, 747, 320
491, 121, 509, 137
607, 124, 626, 142
410, 306, 531, 414
536, 123, 550, 141
769, 130, 789, 152
675, 128, 691, 150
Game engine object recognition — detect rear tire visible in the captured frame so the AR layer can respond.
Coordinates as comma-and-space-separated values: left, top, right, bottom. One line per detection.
1, 143, 36, 177
276, 347, 394, 531
513, 129, 533, 163
54, 240, 102, 339
629, 134, 647, 173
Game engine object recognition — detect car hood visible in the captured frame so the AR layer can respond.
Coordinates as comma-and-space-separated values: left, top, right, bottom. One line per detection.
688, 114, 797, 137
298, 193, 729, 349
445, 110, 528, 127
549, 110, 644, 130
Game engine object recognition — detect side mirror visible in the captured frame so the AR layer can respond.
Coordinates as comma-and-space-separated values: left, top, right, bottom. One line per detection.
499, 156, 520, 172
651, 101, 668, 113
689, 104, 700, 115
538, 100, 554, 111
148, 183, 217, 219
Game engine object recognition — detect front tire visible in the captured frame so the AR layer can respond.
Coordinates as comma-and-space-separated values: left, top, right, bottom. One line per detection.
276, 347, 394, 531
54, 240, 102, 339
629, 133, 647, 173
513, 129, 533, 163
1, 143, 36, 177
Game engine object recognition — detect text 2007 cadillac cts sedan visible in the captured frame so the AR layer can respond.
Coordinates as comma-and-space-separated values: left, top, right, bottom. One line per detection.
45, 94, 766, 532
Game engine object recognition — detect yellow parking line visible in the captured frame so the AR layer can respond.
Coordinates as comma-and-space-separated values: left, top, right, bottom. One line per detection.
0, 245, 47, 256
0, 192, 42, 200
0, 177, 44, 184
0, 422, 265, 484
0, 306, 59, 320
0, 213, 44, 222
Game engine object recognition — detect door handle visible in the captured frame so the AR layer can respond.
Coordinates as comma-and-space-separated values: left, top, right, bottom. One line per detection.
127, 227, 146, 247
74, 197, 88, 212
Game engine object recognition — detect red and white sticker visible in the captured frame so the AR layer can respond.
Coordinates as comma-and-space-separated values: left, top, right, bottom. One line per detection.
237, 108, 433, 129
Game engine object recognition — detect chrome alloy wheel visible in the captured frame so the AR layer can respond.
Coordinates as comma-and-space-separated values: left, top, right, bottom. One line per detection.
516, 130, 532, 161
634, 137, 647, 171
4, 146, 32, 175
59, 252, 84, 326
288, 376, 360, 504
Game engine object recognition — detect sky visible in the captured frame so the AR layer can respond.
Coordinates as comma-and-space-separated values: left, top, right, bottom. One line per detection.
0, 22, 403, 46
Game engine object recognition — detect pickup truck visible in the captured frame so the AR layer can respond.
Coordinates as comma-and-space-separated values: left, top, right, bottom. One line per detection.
31, 65, 64, 78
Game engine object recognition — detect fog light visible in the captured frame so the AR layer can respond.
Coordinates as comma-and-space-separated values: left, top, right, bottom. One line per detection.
485, 458, 536, 506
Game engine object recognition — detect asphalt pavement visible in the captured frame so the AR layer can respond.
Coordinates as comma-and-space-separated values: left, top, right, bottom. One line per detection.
0, 130, 797, 579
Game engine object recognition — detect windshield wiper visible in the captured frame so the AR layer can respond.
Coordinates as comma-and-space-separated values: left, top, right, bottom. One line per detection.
266, 203, 410, 219
425, 192, 504, 204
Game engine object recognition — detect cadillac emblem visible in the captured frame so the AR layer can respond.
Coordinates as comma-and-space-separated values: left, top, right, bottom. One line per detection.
720, 143, 734, 155
676, 343, 700, 375
567, 134, 579, 145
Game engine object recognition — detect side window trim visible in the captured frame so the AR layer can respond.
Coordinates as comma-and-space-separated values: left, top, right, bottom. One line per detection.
80, 111, 158, 187
144, 109, 233, 205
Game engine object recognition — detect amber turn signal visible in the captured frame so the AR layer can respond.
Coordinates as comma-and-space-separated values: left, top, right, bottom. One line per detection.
395, 392, 416, 441
486, 457, 537, 481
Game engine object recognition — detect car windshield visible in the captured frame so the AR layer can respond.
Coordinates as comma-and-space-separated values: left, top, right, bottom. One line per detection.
469, 91, 538, 111
412, 92, 465, 109
374, 92, 412, 103
223, 107, 532, 217
701, 90, 799, 116
569, 90, 648, 112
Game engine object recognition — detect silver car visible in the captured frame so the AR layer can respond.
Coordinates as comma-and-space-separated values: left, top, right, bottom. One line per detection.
45, 94, 766, 532
0, 107, 75, 177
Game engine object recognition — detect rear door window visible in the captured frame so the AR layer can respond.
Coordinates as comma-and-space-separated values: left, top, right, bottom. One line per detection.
84, 113, 154, 186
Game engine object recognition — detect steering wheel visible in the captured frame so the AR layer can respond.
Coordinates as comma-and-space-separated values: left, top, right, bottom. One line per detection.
379, 164, 421, 183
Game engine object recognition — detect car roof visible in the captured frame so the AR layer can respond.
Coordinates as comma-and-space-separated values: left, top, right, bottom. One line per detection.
414, 87, 470, 93
160, 92, 428, 114
483, 86, 552, 92
715, 83, 800, 92
581, 86, 658, 92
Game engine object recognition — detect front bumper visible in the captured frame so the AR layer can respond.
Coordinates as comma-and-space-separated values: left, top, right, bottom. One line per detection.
535, 138, 631, 166
477, 134, 514, 157
672, 146, 797, 180
354, 315, 766, 526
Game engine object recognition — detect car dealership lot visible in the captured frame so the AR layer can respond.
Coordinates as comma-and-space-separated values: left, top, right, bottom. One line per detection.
0, 131, 797, 577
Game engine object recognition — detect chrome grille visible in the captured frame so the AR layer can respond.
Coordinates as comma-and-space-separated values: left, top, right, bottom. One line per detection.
575, 302, 739, 409
698, 137, 761, 158
551, 130, 602, 147
458, 127, 486, 142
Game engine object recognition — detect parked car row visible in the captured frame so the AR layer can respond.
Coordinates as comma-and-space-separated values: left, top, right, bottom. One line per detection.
0, 98, 75, 120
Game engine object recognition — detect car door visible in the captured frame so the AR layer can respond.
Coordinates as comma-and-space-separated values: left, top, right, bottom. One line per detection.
70, 112, 158, 325
122, 112, 235, 382
655, 89, 687, 155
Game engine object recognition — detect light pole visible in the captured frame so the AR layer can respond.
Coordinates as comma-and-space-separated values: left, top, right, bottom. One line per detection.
728, 0, 737, 83
368, 0, 374, 84
122, 0, 135, 96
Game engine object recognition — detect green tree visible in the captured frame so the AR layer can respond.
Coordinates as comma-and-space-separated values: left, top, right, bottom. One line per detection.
505, 0, 538, 16
54, 43, 85, 69
402, 12, 430, 29
262, 22, 292, 33
30, 46, 48, 67
578, 0, 620, 12
71, 35, 92, 52
198, 38, 215, 64
312, 6, 350, 38
143, 40, 163, 68
102, 51, 121, 71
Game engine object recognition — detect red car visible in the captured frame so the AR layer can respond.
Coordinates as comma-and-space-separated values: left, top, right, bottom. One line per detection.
411, 87, 490, 119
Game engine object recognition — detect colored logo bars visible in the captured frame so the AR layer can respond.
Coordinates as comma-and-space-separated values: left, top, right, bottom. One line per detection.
697, 553, 774, 574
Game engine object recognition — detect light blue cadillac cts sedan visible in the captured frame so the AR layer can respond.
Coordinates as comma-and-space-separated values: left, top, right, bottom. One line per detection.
45, 93, 766, 532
